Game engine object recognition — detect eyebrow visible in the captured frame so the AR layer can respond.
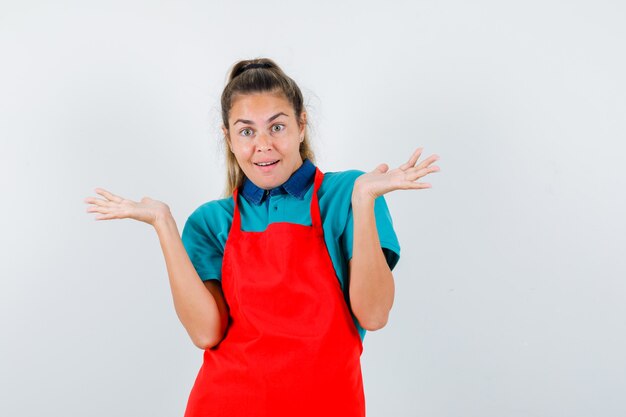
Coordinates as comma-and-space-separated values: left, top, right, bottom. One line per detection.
233, 112, 289, 126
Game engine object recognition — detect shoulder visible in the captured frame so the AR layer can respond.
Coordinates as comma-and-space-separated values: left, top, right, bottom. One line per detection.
188, 196, 233, 220
319, 169, 364, 196
316, 170, 365, 228
184, 197, 234, 234
182, 197, 234, 280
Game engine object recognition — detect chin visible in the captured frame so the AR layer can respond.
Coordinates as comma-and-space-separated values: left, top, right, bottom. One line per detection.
257, 178, 283, 190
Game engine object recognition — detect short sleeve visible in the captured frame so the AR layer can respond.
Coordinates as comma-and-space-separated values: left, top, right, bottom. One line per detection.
181, 204, 230, 282
341, 195, 401, 270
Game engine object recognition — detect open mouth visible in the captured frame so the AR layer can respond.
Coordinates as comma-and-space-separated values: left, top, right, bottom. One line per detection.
254, 160, 279, 167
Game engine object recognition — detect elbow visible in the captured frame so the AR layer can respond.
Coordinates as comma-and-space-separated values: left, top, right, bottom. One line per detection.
193, 333, 224, 350
191, 323, 227, 350
356, 312, 390, 331
351, 294, 394, 331
189, 312, 230, 350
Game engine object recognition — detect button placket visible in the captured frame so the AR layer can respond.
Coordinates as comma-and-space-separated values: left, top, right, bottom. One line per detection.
270, 194, 284, 221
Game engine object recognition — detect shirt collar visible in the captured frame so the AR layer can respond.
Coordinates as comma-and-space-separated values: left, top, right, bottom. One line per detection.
241, 159, 316, 205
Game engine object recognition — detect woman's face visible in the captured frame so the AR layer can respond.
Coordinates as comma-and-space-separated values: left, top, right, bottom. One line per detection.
224, 92, 306, 190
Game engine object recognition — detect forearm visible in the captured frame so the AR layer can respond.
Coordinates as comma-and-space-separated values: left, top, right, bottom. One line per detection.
154, 214, 226, 348
349, 193, 395, 331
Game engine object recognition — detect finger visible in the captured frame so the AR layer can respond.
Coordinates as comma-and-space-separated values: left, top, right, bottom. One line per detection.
94, 213, 116, 220
84, 196, 112, 207
399, 148, 423, 170
405, 164, 439, 177
86, 204, 114, 216
415, 154, 440, 170
404, 182, 432, 189
391, 181, 432, 191
95, 188, 123, 203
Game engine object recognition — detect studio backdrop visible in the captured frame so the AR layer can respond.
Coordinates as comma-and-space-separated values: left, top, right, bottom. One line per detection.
1, 1, 625, 416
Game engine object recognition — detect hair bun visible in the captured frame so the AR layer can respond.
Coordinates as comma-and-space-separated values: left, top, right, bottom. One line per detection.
243, 63, 272, 70
233, 62, 273, 78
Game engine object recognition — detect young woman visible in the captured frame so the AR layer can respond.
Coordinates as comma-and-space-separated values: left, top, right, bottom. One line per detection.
84, 58, 440, 416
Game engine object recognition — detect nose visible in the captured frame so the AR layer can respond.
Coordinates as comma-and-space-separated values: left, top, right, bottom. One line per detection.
255, 131, 272, 152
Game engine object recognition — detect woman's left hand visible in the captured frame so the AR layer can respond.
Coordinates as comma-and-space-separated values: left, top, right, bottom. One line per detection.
353, 148, 440, 202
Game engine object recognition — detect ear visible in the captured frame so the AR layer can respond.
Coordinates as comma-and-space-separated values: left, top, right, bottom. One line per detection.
299, 111, 307, 136
222, 125, 233, 152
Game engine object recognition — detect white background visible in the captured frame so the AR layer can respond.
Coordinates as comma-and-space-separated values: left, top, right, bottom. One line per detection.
1, 1, 625, 416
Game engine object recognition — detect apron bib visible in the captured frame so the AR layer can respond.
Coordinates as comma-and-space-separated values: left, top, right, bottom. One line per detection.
184, 168, 365, 417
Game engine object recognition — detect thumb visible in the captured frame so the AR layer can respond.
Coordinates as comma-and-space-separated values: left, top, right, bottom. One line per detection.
374, 163, 389, 173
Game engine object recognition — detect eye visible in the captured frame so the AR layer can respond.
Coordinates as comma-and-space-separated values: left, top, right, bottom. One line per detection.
271, 124, 285, 133
240, 128, 253, 137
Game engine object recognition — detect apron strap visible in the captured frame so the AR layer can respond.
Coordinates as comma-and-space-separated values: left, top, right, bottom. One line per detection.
310, 168, 324, 230
231, 187, 242, 232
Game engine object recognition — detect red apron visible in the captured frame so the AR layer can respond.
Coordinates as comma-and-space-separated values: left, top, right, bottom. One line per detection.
184, 168, 365, 417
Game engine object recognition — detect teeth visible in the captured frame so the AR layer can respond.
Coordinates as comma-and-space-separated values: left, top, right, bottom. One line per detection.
256, 161, 277, 166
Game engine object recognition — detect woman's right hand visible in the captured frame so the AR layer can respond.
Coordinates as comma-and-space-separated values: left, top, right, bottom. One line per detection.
84, 188, 171, 227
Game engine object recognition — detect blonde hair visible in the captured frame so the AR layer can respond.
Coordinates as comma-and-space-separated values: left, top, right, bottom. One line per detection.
220, 58, 315, 196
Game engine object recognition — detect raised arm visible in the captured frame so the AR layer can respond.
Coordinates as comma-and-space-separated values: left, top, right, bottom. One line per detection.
84, 189, 229, 349
348, 148, 440, 331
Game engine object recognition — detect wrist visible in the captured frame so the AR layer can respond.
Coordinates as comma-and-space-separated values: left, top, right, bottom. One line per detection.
351, 182, 376, 208
153, 210, 175, 233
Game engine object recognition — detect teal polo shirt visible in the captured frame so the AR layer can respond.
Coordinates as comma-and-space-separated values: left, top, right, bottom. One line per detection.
181, 159, 401, 340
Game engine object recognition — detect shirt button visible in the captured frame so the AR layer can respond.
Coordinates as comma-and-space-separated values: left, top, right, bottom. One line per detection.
274, 206, 278, 211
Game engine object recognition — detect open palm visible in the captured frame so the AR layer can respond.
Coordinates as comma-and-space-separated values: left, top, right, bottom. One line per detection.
84, 188, 171, 226
354, 148, 440, 200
